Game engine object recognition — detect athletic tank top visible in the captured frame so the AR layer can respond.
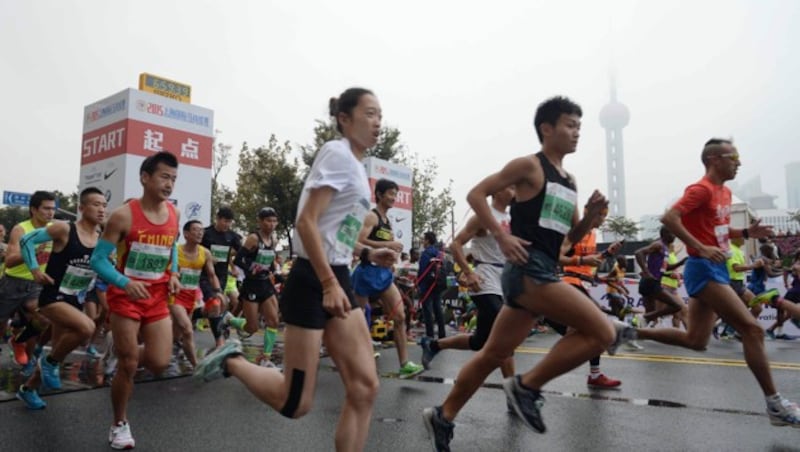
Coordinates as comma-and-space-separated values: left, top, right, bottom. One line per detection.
660, 252, 680, 289
116, 199, 179, 284
726, 243, 746, 281
562, 230, 597, 286
509, 152, 577, 261
367, 209, 393, 242
40, 222, 97, 302
646, 241, 668, 279
245, 232, 276, 281
5, 220, 53, 279
470, 207, 509, 296
177, 245, 207, 290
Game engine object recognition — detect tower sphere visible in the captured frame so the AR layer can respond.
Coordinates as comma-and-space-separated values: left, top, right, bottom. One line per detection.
599, 101, 630, 129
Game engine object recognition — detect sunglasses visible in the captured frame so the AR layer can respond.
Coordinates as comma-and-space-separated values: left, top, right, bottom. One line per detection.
717, 153, 740, 162
258, 207, 277, 218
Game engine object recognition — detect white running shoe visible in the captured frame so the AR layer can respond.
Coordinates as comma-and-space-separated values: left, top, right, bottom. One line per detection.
108, 421, 135, 449
625, 340, 644, 351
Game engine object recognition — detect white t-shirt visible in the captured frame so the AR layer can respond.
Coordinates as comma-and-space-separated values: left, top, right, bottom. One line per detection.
294, 138, 371, 266
470, 206, 509, 296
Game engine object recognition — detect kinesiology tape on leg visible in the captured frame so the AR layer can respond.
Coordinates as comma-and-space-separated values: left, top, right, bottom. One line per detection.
280, 369, 306, 418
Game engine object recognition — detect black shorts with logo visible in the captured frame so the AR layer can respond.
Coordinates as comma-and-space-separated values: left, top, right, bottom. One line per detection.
239, 278, 277, 303
279, 258, 358, 330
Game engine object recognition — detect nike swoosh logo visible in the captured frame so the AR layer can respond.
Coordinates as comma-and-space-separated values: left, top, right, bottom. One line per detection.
104, 169, 117, 179
395, 217, 406, 223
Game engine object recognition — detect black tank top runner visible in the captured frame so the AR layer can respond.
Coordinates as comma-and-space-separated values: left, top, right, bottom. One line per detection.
367, 208, 393, 242
509, 152, 578, 262
245, 231, 276, 281
40, 222, 97, 303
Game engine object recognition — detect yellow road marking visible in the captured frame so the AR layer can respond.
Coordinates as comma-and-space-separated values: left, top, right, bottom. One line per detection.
514, 346, 800, 371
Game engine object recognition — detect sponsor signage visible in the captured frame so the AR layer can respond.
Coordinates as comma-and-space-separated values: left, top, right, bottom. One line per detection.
79, 87, 213, 226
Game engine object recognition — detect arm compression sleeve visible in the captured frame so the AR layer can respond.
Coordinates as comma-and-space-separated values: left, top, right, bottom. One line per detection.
90, 239, 130, 289
171, 241, 179, 275
20, 228, 53, 271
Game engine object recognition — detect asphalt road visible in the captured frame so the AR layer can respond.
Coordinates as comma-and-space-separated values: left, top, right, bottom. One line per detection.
2, 325, 800, 451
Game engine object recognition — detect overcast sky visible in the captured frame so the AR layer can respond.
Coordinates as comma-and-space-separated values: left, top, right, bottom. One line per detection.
2, 0, 798, 231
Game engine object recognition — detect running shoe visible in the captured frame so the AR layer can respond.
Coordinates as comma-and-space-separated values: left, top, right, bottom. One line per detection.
86, 344, 101, 359
16, 385, 46, 410
215, 312, 233, 339
768, 397, 800, 428
766, 329, 776, 340
422, 406, 454, 452
20, 360, 36, 378
625, 340, 644, 351
750, 289, 781, 308
608, 319, 637, 356
228, 316, 246, 332
587, 373, 622, 389
419, 337, 439, 370
503, 376, 546, 433
193, 340, 243, 382
39, 356, 62, 390
259, 359, 279, 369
10, 338, 28, 366
398, 361, 425, 379
108, 421, 135, 449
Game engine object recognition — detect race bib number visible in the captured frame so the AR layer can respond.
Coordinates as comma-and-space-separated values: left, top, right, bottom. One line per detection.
210, 244, 230, 262
715, 225, 731, 256
335, 198, 370, 258
252, 248, 276, 273
59, 265, 96, 296
124, 242, 171, 280
179, 267, 201, 289
539, 182, 577, 235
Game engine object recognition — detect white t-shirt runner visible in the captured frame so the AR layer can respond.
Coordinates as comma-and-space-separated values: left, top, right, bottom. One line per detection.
294, 138, 371, 266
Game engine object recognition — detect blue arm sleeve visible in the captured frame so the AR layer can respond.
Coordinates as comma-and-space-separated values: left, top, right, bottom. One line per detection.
171, 241, 179, 275
90, 239, 130, 289
20, 228, 53, 271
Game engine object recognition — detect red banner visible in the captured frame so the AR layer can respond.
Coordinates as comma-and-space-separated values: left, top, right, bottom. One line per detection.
125, 119, 213, 169
81, 120, 128, 165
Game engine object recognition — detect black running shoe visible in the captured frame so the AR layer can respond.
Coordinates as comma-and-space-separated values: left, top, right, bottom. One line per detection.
422, 406, 454, 452
503, 376, 546, 433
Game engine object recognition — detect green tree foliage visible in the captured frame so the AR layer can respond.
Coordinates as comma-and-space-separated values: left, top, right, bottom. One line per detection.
403, 154, 455, 243
301, 118, 455, 246
602, 216, 642, 240
211, 140, 235, 217
53, 190, 78, 219
790, 210, 800, 229
232, 136, 304, 254
0, 207, 28, 234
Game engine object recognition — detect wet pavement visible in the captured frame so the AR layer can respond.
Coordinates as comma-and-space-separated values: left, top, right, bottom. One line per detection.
2, 324, 800, 451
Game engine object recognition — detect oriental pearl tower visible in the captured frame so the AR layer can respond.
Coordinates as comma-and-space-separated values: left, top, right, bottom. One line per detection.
599, 71, 630, 218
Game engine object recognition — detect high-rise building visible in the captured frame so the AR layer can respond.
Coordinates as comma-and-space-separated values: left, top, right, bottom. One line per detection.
599, 70, 630, 218
787, 161, 800, 210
